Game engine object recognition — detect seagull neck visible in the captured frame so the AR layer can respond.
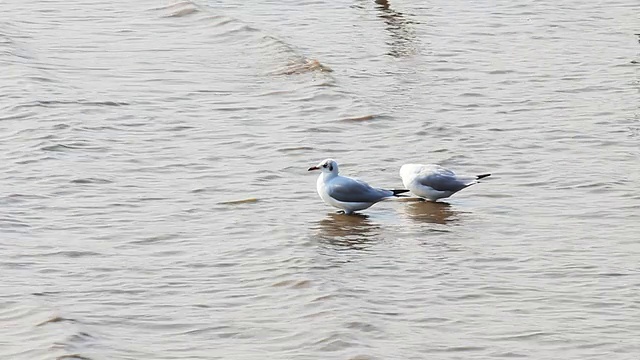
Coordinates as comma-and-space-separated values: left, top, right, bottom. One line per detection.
322, 171, 338, 181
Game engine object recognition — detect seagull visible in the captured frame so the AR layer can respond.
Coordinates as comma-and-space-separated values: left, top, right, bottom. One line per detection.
308, 159, 409, 214
399, 163, 491, 201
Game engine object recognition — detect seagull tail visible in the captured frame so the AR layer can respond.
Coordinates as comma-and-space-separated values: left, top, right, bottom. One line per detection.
476, 173, 491, 180
391, 189, 410, 197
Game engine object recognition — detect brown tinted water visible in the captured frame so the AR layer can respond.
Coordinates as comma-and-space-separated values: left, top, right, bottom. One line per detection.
1, 0, 639, 359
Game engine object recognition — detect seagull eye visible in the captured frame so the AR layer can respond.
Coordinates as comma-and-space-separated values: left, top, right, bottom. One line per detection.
322, 163, 327, 168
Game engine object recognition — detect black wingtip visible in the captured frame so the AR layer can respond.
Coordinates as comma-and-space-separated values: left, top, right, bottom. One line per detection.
476, 173, 491, 180
391, 189, 410, 197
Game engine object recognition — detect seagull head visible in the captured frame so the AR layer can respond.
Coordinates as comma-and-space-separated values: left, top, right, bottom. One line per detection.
308, 159, 339, 174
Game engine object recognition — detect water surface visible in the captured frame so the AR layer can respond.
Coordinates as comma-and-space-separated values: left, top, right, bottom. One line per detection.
1, 0, 639, 359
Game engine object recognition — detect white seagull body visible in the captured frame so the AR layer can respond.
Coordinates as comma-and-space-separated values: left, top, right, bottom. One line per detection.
309, 159, 408, 214
400, 164, 491, 201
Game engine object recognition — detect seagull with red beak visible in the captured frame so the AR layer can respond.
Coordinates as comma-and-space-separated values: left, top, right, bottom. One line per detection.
308, 159, 408, 214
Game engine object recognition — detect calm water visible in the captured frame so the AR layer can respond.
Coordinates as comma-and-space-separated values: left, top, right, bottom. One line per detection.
1, 0, 639, 359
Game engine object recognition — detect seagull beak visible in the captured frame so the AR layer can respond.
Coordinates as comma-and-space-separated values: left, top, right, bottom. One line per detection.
308, 166, 319, 171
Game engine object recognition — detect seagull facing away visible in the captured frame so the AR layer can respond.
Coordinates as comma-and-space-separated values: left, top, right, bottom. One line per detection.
308, 159, 409, 214
400, 163, 491, 202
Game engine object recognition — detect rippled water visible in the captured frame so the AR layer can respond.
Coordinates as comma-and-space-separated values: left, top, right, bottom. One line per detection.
2, 0, 639, 359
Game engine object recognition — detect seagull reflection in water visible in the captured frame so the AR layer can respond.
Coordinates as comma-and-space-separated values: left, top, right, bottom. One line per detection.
401, 199, 459, 225
314, 213, 381, 250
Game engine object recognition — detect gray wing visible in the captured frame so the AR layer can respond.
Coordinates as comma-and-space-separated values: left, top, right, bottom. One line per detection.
417, 167, 473, 192
327, 176, 393, 203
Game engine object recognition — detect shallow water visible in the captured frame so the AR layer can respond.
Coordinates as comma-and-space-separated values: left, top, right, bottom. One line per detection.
1, 0, 639, 359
